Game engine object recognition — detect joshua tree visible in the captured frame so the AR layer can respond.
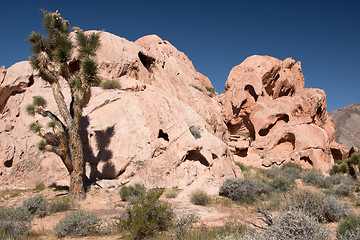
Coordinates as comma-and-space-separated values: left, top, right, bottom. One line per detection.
26, 10, 100, 199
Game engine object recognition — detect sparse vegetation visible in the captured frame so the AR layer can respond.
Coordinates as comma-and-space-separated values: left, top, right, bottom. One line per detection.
49, 196, 76, 213
262, 209, 332, 240
116, 189, 173, 239
165, 188, 179, 199
301, 169, 331, 188
190, 189, 211, 206
173, 213, 200, 239
0, 208, 33, 240
205, 86, 216, 94
191, 85, 204, 92
23, 195, 48, 218
332, 152, 360, 179
337, 214, 360, 239
119, 183, 146, 202
100, 79, 121, 89
219, 178, 269, 202
54, 210, 101, 237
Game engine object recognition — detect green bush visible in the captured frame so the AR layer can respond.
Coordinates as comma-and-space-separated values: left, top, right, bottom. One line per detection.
269, 176, 295, 192
333, 182, 354, 196
263, 209, 332, 240
322, 195, 350, 222
100, 79, 121, 89
165, 188, 179, 199
286, 190, 325, 222
280, 162, 303, 180
191, 85, 204, 92
328, 173, 349, 185
302, 169, 331, 188
49, 196, 76, 213
0, 208, 33, 240
173, 213, 200, 239
119, 183, 146, 202
54, 211, 101, 237
190, 189, 211, 206
219, 178, 269, 202
337, 215, 360, 239
205, 86, 216, 94
117, 189, 173, 239
23, 195, 48, 218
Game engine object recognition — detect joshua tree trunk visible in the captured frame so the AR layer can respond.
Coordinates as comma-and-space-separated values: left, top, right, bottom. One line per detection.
26, 10, 100, 199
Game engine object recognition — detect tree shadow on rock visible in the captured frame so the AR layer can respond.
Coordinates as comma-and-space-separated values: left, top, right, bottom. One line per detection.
81, 116, 116, 184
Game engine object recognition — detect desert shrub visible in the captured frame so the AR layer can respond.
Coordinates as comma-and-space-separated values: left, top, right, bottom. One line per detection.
33, 182, 45, 192
333, 182, 354, 196
322, 195, 351, 222
286, 190, 325, 222
165, 188, 179, 199
54, 210, 101, 237
119, 183, 146, 202
337, 215, 360, 239
328, 173, 349, 185
191, 85, 204, 92
190, 189, 211, 206
280, 162, 303, 180
0, 208, 33, 240
49, 196, 76, 213
262, 209, 332, 240
23, 195, 48, 218
117, 189, 173, 239
205, 86, 216, 94
219, 178, 269, 202
269, 176, 295, 192
173, 213, 200, 239
265, 166, 282, 179
302, 169, 331, 188
100, 79, 121, 89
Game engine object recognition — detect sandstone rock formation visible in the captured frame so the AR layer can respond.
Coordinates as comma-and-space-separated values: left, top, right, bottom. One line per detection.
0, 31, 349, 192
0, 31, 240, 195
330, 103, 360, 151
220, 55, 344, 173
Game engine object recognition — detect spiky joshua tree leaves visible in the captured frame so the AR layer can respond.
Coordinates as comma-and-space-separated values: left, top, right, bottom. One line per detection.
26, 10, 100, 199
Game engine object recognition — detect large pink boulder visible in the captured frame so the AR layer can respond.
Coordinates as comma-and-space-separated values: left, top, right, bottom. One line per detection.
221, 55, 344, 173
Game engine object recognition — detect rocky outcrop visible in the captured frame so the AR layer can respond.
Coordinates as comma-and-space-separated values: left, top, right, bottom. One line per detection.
0, 32, 349, 191
330, 104, 360, 152
220, 55, 343, 173
0, 31, 240, 194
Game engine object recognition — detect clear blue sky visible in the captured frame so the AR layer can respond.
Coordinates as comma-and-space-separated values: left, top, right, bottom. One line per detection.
1, 0, 359, 111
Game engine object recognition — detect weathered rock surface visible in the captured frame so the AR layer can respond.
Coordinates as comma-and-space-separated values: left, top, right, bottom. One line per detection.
0, 31, 240, 195
330, 103, 360, 151
0, 32, 351, 192
220, 55, 345, 173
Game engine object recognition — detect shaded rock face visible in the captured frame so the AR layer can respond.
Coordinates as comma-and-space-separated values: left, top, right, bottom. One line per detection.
220, 55, 343, 172
0, 31, 240, 194
330, 104, 360, 151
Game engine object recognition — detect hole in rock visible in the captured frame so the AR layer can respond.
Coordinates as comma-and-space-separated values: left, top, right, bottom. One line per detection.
28, 75, 34, 87
212, 153, 218, 160
259, 114, 289, 137
277, 133, 296, 150
235, 148, 248, 158
138, 52, 155, 71
4, 158, 13, 168
183, 149, 210, 167
331, 148, 343, 161
300, 156, 313, 166
244, 85, 258, 101
158, 129, 169, 142
316, 106, 323, 118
